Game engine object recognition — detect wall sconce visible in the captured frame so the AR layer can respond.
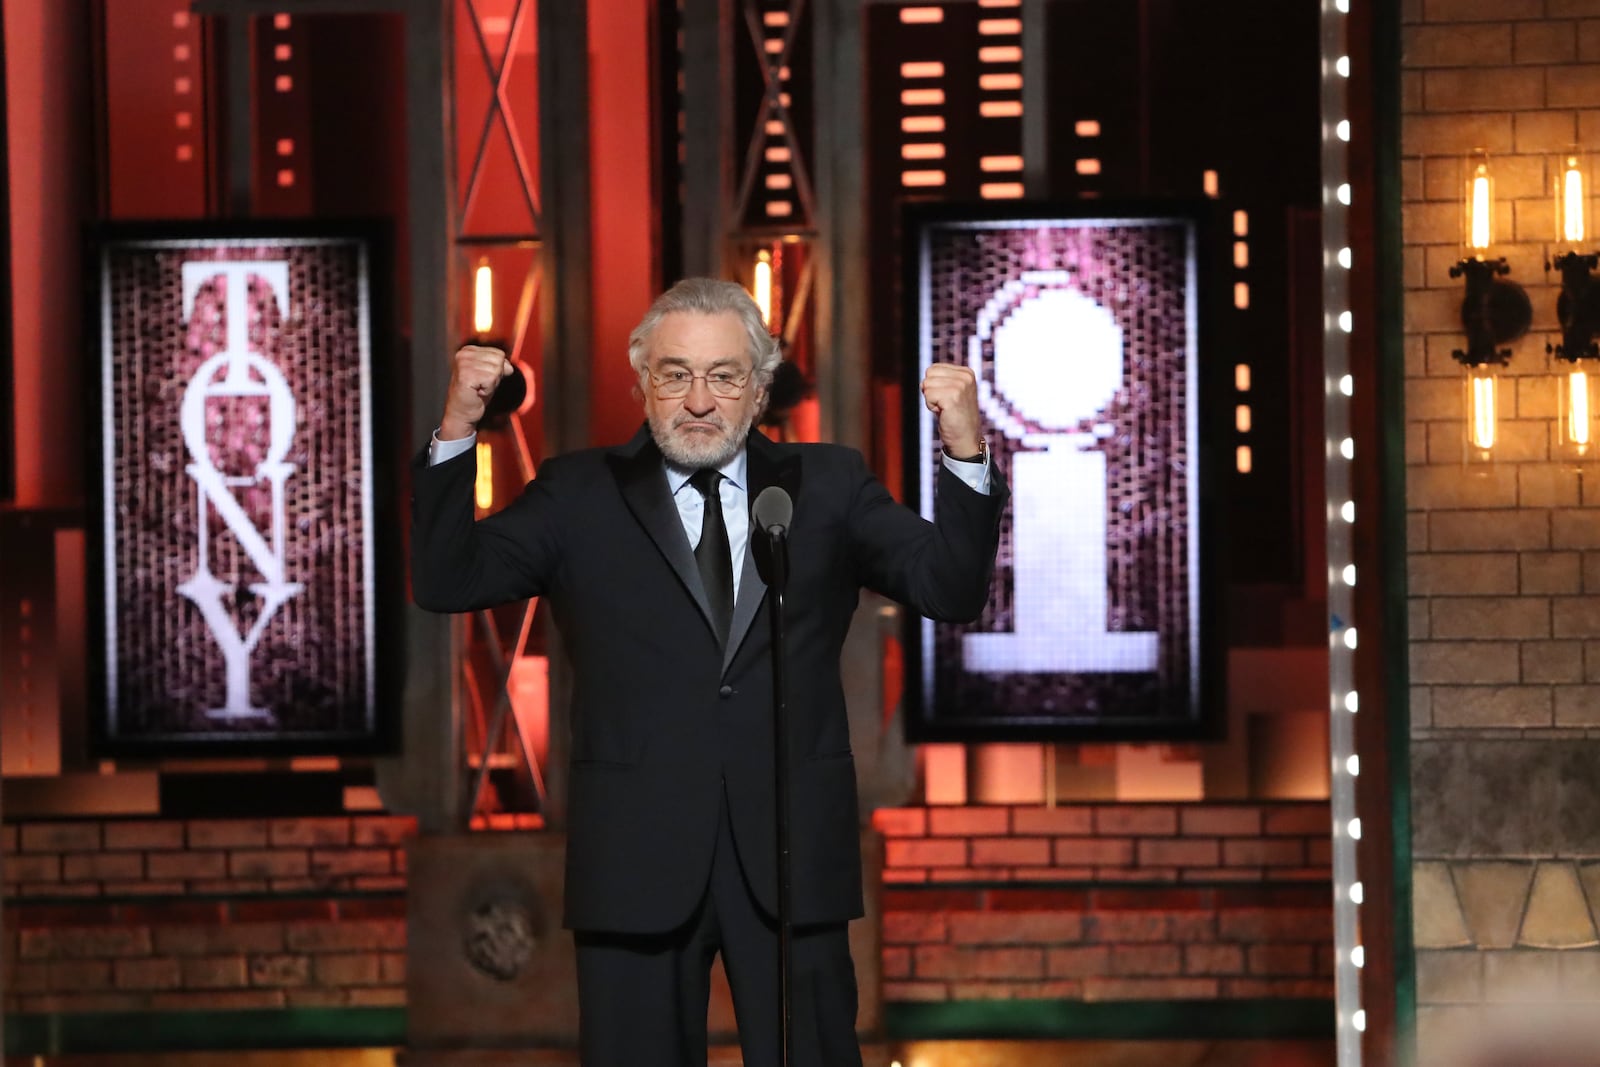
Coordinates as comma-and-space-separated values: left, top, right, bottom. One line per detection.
1548, 150, 1600, 466
1450, 149, 1531, 463
466, 256, 531, 510
753, 248, 774, 327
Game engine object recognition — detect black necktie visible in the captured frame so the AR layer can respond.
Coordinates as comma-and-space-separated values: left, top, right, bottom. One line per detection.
690, 468, 733, 645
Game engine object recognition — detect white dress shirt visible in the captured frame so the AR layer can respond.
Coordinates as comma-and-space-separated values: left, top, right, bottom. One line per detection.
430, 431, 990, 602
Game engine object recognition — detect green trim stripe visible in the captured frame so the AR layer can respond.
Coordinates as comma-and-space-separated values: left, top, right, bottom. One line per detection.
4, 1007, 406, 1056
885, 998, 1335, 1041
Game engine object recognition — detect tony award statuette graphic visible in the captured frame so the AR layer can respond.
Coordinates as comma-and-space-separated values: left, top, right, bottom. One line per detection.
908, 211, 1208, 740
176, 261, 302, 721
962, 273, 1160, 675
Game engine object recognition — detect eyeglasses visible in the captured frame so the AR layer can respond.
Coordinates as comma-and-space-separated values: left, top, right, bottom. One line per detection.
648, 368, 750, 399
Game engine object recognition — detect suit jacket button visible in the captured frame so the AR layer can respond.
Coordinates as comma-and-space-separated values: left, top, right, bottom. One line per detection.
719, 685, 734, 698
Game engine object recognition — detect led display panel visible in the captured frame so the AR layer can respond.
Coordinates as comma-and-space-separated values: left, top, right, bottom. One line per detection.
90, 223, 395, 753
905, 203, 1221, 741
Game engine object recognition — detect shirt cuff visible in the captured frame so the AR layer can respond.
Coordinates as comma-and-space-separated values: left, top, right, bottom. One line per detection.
430, 430, 477, 466
941, 450, 991, 495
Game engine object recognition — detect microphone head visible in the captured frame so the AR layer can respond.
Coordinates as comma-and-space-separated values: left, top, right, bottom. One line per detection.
752, 486, 793, 534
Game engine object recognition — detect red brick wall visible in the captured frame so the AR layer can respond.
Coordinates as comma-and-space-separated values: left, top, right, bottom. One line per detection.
2, 815, 413, 1015
2, 804, 1329, 1015
873, 802, 1331, 884
882, 884, 1334, 1003
872, 802, 1333, 1003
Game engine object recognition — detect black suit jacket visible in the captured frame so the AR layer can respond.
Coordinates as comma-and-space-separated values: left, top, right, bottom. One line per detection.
411, 425, 1007, 933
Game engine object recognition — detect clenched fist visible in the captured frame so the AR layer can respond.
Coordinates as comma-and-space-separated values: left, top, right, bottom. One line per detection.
440, 344, 516, 441
921, 363, 984, 460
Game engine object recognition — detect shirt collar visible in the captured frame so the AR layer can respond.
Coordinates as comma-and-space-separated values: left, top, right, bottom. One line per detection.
665, 446, 748, 496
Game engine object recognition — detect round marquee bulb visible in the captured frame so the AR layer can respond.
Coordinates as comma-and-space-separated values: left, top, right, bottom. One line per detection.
1343, 564, 1356, 585
1345, 691, 1359, 712
1350, 882, 1364, 903
1353, 1010, 1367, 1032
1341, 500, 1355, 522
1337, 183, 1352, 205
1337, 119, 1350, 142
1351, 945, 1365, 968
1336, 56, 1350, 77
1347, 754, 1360, 776
1338, 247, 1352, 269
1339, 311, 1353, 333
1348, 818, 1362, 839
1343, 627, 1358, 649
1340, 436, 1354, 458
1340, 374, 1353, 395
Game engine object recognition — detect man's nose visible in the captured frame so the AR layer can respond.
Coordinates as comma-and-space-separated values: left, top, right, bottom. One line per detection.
685, 377, 717, 414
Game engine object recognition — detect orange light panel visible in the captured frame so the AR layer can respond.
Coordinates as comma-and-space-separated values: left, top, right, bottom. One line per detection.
903, 170, 947, 187
1236, 405, 1252, 433
1075, 158, 1101, 175
1076, 119, 1101, 136
763, 11, 790, 25
277, 169, 295, 188
901, 61, 946, 78
1235, 364, 1251, 391
273, 14, 291, 29
903, 143, 947, 160
980, 73, 1023, 91
275, 44, 292, 61
1236, 446, 1252, 473
276, 138, 294, 156
902, 88, 946, 106
765, 146, 792, 162
766, 201, 793, 217
765, 173, 794, 188
1234, 210, 1249, 236
275, 74, 293, 93
980, 155, 1023, 172
1203, 169, 1219, 197
900, 6, 945, 22
1234, 242, 1249, 268
902, 116, 946, 133
981, 182, 1025, 199
978, 46, 1023, 63
980, 100, 1023, 117
1234, 282, 1250, 309
979, 18, 1023, 33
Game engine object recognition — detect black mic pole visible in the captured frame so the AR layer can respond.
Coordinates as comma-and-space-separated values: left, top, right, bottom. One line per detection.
752, 486, 795, 1067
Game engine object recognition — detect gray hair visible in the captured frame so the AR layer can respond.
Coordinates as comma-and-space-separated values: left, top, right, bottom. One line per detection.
627, 277, 782, 388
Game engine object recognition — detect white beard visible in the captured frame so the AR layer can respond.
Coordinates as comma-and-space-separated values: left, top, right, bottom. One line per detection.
649, 408, 756, 469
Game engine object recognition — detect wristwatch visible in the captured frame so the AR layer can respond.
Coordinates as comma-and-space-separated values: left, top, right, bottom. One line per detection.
946, 439, 987, 464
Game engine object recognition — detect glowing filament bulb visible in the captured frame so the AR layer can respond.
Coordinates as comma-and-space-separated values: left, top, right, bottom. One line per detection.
1469, 163, 1493, 252
475, 441, 494, 510
1564, 157, 1586, 244
1467, 365, 1498, 454
754, 250, 774, 326
1564, 368, 1593, 456
473, 261, 494, 336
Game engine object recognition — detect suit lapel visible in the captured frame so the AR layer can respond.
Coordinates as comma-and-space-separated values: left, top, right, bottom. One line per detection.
607, 426, 718, 639
724, 430, 802, 674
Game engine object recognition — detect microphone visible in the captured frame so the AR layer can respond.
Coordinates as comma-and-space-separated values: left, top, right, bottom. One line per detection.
752, 486, 793, 591
752, 486, 793, 537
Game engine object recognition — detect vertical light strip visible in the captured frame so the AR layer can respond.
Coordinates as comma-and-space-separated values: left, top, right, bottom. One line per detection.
1321, 1, 1362, 1064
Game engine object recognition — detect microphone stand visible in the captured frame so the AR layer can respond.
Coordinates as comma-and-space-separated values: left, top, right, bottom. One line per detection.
764, 522, 794, 1067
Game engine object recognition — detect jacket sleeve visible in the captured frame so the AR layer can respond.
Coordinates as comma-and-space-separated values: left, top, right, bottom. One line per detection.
408, 444, 566, 613
846, 449, 1008, 623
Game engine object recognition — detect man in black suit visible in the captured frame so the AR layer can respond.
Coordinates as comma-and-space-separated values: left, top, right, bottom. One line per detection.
411, 278, 1006, 1066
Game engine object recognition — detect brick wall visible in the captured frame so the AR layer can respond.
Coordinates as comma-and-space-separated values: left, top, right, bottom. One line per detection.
874, 802, 1332, 1003
873, 802, 1331, 884
882, 884, 1334, 1003
2, 816, 412, 1015
3, 805, 1329, 1018
1403, 0, 1600, 1055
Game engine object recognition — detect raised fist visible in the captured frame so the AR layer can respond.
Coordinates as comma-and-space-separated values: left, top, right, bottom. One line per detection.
440, 344, 515, 441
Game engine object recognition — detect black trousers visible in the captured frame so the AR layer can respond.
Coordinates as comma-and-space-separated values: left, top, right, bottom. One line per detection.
574, 788, 863, 1067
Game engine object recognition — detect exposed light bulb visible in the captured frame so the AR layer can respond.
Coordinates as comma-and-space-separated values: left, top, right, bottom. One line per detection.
1340, 437, 1354, 459
1345, 691, 1359, 713
1351, 945, 1365, 968
1336, 56, 1350, 77
1337, 183, 1352, 205
1343, 564, 1356, 585
1341, 500, 1355, 523
1348, 818, 1362, 839
1338, 247, 1352, 269
1343, 627, 1358, 649
1350, 882, 1364, 903
1347, 754, 1360, 776
1339, 374, 1353, 395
